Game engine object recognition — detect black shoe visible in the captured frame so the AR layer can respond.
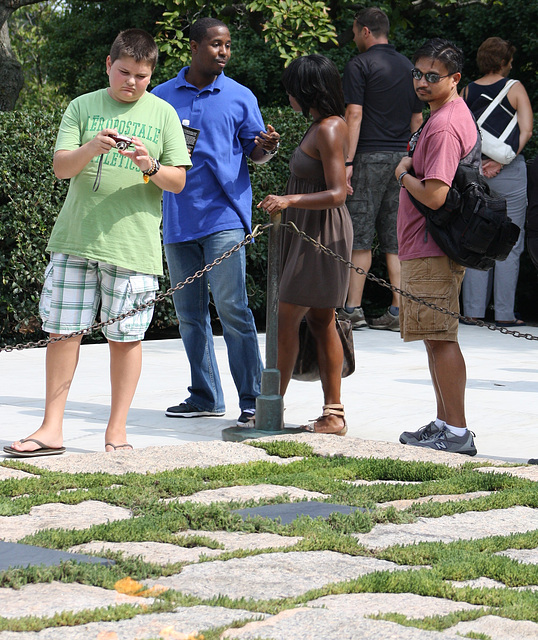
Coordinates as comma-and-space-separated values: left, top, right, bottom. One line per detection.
237, 409, 255, 427
165, 402, 225, 418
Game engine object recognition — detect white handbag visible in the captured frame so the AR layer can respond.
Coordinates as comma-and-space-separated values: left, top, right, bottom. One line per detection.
476, 79, 518, 165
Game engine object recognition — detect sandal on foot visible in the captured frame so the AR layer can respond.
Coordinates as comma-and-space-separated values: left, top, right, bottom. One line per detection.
105, 442, 134, 452
301, 404, 348, 436
3, 438, 66, 458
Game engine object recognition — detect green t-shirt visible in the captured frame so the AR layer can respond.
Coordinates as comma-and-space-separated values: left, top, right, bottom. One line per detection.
47, 89, 191, 275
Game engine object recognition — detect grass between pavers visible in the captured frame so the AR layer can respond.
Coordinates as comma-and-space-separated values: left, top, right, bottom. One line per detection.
0, 441, 537, 634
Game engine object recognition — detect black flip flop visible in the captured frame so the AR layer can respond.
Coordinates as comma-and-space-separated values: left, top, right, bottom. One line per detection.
3, 438, 66, 458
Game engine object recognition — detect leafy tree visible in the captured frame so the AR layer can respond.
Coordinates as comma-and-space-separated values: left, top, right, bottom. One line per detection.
0, 0, 48, 109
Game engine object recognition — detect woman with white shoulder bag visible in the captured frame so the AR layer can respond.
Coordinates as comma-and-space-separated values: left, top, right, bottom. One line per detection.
461, 37, 533, 326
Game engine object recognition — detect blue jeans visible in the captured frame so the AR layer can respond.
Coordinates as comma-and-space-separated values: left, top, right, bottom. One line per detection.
165, 229, 263, 413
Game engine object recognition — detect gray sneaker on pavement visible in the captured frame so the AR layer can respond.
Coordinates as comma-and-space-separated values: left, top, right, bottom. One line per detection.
338, 306, 368, 329
368, 308, 400, 331
399, 420, 441, 444
408, 426, 477, 456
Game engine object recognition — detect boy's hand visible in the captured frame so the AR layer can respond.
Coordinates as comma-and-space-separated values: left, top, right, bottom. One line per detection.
118, 136, 154, 174
89, 129, 123, 156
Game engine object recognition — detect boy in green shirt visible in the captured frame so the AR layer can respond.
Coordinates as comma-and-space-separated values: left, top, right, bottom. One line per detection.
4, 29, 191, 457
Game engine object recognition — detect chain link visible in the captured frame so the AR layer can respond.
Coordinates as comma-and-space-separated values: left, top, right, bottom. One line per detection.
2, 219, 536, 353
281, 221, 538, 342
0, 224, 271, 354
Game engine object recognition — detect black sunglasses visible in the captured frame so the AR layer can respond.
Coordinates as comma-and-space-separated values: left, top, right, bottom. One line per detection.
411, 68, 454, 84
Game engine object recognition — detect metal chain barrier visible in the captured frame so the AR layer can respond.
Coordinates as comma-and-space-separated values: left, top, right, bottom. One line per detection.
2, 219, 536, 354
282, 221, 538, 342
0, 223, 272, 354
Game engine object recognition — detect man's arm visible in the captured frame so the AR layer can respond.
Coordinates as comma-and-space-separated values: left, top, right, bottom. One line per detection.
394, 156, 450, 210
345, 103, 362, 194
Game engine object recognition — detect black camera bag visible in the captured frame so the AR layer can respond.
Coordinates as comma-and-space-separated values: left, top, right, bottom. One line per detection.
408, 125, 520, 271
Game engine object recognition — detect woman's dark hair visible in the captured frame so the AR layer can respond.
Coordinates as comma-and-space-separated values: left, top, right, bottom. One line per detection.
190, 18, 228, 43
476, 37, 516, 75
282, 54, 345, 119
110, 29, 159, 71
413, 38, 464, 75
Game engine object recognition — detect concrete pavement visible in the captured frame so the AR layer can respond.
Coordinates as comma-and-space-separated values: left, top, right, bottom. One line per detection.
2, 323, 537, 462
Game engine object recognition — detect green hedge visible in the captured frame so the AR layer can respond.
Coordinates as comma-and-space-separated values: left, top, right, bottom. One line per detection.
1, 107, 537, 347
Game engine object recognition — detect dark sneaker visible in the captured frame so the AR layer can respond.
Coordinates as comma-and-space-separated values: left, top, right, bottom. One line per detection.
368, 308, 400, 332
165, 402, 225, 418
237, 409, 255, 427
408, 426, 477, 456
338, 306, 368, 330
400, 421, 441, 445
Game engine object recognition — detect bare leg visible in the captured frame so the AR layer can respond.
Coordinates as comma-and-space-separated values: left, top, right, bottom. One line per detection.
105, 340, 142, 450
277, 301, 308, 397
304, 307, 346, 433
424, 340, 467, 428
346, 249, 372, 307
385, 252, 401, 308
9, 334, 82, 452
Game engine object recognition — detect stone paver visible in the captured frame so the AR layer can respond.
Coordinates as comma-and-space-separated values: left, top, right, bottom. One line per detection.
146, 550, 418, 600
164, 483, 327, 505
0, 467, 38, 480
0, 582, 151, 618
68, 541, 223, 564
446, 615, 538, 639
496, 548, 538, 564
346, 479, 422, 486
353, 506, 538, 549
255, 433, 503, 467
0, 501, 132, 542
0, 606, 265, 639
449, 577, 538, 592
378, 491, 492, 510
306, 592, 482, 616
221, 607, 463, 639
182, 529, 303, 552
475, 466, 538, 481
18, 442, 302, 475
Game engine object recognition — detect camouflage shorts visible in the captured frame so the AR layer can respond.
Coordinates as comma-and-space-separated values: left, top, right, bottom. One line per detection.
346, 151, 405, 253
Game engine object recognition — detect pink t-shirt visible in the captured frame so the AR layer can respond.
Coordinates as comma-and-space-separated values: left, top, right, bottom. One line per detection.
397, 97, 477, 261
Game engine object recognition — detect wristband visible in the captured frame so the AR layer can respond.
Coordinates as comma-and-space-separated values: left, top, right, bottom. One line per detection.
345, 161, 353, 167
263, 141, 280, 156
143, 158, 160, 183
397, 170, 409, 188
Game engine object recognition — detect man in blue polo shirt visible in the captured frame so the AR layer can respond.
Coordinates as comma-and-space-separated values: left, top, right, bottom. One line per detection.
153, 17, 280, 428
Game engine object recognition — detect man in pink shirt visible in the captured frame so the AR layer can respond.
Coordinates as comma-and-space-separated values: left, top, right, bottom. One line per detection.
394, 38, 478, 456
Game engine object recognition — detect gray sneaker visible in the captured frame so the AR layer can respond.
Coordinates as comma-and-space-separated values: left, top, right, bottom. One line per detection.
368, 308, 400, 331
408, 426, 477, 456
399, 421, 441, 444
338, 306, 368, 329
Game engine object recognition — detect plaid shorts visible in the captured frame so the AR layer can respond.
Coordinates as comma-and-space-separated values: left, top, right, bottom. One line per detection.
39, 253, 158, 342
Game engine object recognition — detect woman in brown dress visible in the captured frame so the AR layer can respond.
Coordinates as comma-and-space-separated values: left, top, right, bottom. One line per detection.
258, 55, 353, 435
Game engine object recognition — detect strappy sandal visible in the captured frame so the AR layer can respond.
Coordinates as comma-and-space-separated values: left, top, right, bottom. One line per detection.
301, 404, 348, 436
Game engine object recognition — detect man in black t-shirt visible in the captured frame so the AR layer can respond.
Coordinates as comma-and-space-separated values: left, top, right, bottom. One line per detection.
339, 7, 423, 332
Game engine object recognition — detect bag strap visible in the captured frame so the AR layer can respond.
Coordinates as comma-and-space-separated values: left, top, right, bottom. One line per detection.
476, 79, 518, 142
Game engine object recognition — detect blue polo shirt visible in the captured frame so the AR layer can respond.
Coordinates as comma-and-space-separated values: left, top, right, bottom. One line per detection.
152, 68, 265, 243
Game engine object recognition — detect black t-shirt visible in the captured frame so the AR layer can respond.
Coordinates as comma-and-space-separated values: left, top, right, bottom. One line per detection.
343, 44, 423, 153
